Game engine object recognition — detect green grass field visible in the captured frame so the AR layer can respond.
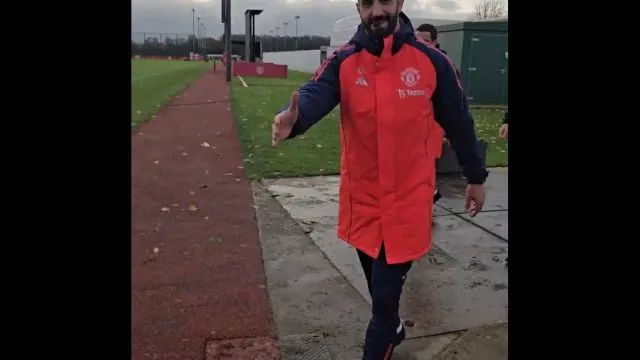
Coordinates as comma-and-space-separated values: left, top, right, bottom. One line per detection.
131, 59, 212, 127
231, 70, 508, 179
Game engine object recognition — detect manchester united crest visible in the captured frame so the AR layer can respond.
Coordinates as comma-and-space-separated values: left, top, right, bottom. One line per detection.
400, 67, 420, 87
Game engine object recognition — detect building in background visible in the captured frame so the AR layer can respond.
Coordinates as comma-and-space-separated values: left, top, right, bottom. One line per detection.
437, 18, 508, 106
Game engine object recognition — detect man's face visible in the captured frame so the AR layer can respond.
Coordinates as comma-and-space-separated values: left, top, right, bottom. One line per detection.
416, 31, 434, 44
357, 0, 404, 38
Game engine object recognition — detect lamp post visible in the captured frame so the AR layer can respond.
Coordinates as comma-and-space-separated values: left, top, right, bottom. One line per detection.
283, 22, 288, 50
223, 0, 231, 82
269, 30, 274, 51
294, 15, 300, 49
203, 24, 207, 58
191, 9, 195, 54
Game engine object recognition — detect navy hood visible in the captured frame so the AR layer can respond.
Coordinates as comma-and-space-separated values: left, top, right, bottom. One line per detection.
349, 12, 415, 56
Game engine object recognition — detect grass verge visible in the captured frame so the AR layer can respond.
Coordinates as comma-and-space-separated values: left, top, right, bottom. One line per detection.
131, 59, 212, 128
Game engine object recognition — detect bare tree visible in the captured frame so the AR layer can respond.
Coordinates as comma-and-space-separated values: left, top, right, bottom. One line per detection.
469, 0, 507, 20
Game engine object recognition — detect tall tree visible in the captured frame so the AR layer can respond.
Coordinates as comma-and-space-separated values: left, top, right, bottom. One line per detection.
469, 0, 507, 20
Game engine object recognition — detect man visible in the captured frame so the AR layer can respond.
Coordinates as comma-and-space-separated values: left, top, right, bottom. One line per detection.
499, 110, 507, 267
416, 23, 445, 53
499, 110, 508, 138
272, 1, 488, 358
415, 23, 447, 204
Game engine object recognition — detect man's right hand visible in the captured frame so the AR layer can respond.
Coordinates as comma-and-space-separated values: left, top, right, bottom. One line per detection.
272, 91, 299, 147
465, 184, 485, 217
499, 124, 508, 139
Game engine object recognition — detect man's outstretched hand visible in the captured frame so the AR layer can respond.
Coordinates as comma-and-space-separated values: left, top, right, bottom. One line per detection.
465, 184, 485, 217
499, 124, 508, 139
272, 91, 299, 147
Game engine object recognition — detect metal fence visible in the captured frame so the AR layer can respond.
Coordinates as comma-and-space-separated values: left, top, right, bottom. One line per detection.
131, 32, 193, 45
131, 32, 199, 57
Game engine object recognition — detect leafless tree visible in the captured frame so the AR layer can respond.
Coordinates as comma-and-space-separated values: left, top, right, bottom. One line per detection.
469, 0, 507, 20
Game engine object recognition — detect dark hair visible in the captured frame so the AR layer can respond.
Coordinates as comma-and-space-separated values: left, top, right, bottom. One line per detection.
416, 23, 438, 41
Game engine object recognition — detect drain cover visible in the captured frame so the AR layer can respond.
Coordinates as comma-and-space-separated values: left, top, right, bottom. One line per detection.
279, 334, 331, 360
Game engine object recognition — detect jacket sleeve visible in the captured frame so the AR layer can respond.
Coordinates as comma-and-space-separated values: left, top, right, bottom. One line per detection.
429, 50, 488, 184
503, 111, 508, 124
276, 53, 342, 139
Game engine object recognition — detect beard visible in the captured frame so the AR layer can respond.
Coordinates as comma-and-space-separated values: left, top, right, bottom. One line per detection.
362, 11, 399, 38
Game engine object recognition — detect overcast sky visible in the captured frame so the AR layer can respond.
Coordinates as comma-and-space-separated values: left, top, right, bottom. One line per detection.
132, 0, 480, 38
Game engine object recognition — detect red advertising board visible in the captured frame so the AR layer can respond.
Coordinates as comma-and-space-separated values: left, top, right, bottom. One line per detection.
132, 55, 190, 61
232, 62, 288, 79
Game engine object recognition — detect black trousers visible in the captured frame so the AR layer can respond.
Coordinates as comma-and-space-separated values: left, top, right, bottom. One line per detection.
357, 245, 413, 359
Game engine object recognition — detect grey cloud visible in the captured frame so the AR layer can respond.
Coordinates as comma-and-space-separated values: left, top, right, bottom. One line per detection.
432, 0, 461, 12
132, 0, 470, 38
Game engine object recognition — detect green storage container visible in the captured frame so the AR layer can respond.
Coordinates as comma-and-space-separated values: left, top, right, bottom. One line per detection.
437, 20, 508, 106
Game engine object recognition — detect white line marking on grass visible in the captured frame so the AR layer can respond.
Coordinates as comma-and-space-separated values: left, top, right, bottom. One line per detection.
238, 76, 248, 87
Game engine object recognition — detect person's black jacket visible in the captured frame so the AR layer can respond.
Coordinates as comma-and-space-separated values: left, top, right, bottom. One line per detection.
436, 43, 447, 55
436, 44, 459, 77
503, 111, 508, 124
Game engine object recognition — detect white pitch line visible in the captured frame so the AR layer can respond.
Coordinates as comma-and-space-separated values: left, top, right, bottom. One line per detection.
238, 76, 248, 87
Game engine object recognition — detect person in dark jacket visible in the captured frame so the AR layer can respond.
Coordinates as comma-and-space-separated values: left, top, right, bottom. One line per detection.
416, 23, 449, 204
416, 23, 459, 76
416, 23, 445, 53
500, 110, 507, 267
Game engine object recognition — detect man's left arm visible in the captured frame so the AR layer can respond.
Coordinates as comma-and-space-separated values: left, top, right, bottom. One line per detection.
428, 50, 488, 184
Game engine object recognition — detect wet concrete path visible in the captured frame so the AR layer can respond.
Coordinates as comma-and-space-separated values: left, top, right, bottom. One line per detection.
254, 169, 508, 359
